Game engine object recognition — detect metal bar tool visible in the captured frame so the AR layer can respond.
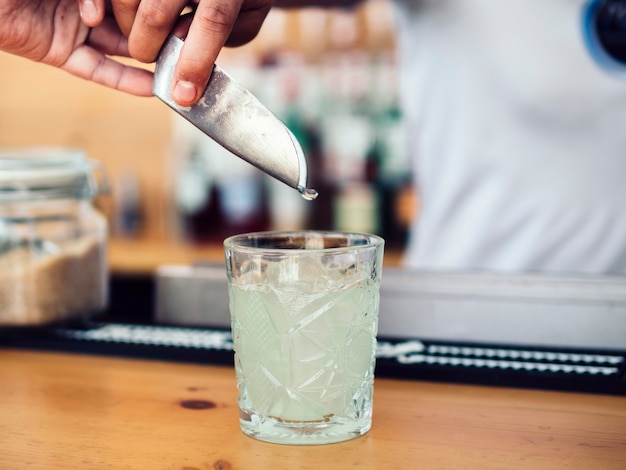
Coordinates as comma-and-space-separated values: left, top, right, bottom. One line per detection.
153, 35, 317, 200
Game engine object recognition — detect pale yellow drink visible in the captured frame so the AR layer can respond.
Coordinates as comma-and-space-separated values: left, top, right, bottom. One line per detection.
225, 231, 384, 445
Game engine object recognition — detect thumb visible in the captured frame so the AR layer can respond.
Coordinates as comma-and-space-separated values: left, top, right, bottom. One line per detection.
78, 0, 106, 26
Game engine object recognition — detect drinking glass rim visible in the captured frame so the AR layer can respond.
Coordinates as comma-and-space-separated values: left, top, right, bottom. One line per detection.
223, 230, 384, 254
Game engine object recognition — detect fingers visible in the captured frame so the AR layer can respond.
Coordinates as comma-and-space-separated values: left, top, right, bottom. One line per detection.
172, 0, 244, 106
87, 17, 132, 57
78, 0, 106, 26
111, 0, 141, 37
127, 0, 189, 62
62, 46, 154, 97
62, 19, 154, 97
81, 0, 272, 107
225, 0, 271, 47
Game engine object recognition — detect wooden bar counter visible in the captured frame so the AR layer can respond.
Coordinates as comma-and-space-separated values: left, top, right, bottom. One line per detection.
0, 348, 625, 469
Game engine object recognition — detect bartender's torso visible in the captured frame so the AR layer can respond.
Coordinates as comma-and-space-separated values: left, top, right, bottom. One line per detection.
394, 0, 626, 273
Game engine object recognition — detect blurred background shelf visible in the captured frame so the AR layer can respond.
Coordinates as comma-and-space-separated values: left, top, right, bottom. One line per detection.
108, 237, 405, 275
1, 1, 413, 277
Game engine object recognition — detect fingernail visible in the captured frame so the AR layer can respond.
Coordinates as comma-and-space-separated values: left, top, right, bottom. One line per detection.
80, 0, 98, 23
173, 81, 197, 105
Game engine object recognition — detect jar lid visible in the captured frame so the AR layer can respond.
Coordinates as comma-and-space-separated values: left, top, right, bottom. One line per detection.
0, 147, 106, 200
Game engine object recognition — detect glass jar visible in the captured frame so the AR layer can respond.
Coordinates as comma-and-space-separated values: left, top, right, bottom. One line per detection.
0, 148, 109, 326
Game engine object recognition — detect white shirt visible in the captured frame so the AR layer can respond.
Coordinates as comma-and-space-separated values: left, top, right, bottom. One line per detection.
394, 0, 626, 274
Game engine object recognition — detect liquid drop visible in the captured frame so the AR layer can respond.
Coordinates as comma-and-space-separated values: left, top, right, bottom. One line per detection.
299, 187, 319, 201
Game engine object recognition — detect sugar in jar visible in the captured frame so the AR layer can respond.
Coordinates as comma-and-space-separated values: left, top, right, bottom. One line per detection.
0, 148, 109, 326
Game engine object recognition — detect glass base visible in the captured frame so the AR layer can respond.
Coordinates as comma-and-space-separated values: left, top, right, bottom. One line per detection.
239, 409, 372, 445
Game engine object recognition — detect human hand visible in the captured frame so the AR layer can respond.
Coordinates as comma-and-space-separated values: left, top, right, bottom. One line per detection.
79, 0, 272, 106
0, 0, 153, 97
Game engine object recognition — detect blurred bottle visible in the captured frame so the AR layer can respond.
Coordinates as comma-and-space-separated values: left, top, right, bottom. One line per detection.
173, 142, 215, 243
172, 118, 270, 244
112, 169, 143, 238
260, 51, 315, 231
370, 53, 413, 247
322, 73, 379, 234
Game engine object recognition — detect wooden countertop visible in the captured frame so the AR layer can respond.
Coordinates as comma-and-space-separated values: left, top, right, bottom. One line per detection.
1, 349, 625, 469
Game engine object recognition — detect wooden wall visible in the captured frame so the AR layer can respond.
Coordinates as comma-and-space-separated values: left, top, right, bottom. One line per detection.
0, 52, 174, 240
0, 3, 398, 272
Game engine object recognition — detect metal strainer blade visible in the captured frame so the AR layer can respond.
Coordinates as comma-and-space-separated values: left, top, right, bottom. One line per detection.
153, 35, 317, 200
